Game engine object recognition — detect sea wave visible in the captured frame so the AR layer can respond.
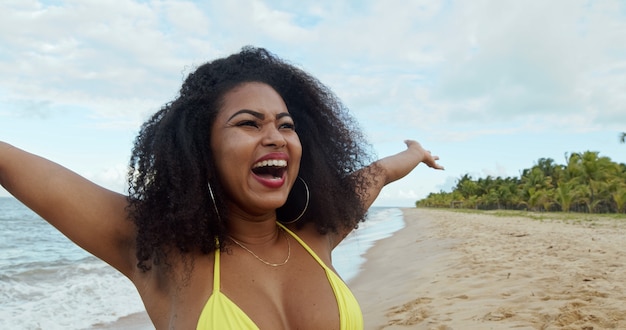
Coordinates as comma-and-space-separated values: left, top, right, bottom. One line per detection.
0, 256, 144, 329
333, 207, 404, 283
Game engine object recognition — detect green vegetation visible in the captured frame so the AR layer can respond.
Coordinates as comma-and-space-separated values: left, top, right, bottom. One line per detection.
417, 151, 626, 214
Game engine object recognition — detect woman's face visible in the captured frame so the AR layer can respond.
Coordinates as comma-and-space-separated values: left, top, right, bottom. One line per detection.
211, 82, 302, 217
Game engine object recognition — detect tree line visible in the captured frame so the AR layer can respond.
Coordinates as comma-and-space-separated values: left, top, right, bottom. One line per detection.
416, 150, 626, 213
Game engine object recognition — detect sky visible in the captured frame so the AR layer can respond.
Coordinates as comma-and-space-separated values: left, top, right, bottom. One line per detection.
1, 0, 625, 207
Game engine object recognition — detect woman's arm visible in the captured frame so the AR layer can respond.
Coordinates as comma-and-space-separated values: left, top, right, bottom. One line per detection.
359, 139, 443, 209
0, 142, 137, 277
330, 140, 443, 247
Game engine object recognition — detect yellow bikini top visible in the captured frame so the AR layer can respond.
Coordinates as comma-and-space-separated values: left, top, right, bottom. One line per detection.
196, 222, 363, 329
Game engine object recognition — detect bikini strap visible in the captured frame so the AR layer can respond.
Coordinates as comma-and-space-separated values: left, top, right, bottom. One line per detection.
213, 246, 221, 292
276, 222, 328, 269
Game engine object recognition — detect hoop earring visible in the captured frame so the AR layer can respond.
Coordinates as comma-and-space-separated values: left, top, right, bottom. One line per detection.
280, 177, 310, 224
207, 182, 222, 222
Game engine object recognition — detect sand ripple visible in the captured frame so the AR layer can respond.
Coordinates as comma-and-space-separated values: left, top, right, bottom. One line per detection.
351, 209, 626, 330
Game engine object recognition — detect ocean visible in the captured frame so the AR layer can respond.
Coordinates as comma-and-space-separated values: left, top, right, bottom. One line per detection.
0, 197, 403, 329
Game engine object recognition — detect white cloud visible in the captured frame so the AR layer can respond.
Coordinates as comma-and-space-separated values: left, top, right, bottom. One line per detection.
4, 0, 623, 137
0, 0, 213, 125
83, 163, 128, 194
2, 0, 626, 205
428, 0, 626, 130
159, 1, 211, 35
481, 162, 510, 178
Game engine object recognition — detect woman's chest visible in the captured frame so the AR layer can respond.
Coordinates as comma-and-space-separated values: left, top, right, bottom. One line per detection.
170, 245, 341, 329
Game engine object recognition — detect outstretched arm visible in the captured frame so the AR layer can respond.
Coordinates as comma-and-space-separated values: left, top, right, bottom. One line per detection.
331, 140, 443, 247
0, 142, 137, 277
359, 140, 443, 209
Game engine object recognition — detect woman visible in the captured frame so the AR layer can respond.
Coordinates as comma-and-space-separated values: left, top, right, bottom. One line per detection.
0, 47, 442, 329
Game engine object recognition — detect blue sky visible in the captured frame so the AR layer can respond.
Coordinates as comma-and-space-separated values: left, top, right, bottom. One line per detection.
1, 0, 625, 207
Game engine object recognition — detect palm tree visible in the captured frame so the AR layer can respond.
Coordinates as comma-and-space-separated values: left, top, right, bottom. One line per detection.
564, 151, 618, 212
571, 185, 591, 212
555, 181, 575, 212
517, 188, 550, 212
519, 168, 552, 209
415, 148, 626, 213
612, 186, 626, 213
455, 174, 478, 199
535, 158, 559, 179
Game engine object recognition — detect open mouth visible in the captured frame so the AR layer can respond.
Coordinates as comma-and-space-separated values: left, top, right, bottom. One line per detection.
252, 159, 287, 180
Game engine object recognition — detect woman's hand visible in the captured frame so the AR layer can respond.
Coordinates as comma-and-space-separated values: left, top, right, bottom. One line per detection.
403, 139, 444, 170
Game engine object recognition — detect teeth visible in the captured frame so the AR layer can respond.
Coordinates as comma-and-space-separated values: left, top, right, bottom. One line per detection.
252, 159, 287, 168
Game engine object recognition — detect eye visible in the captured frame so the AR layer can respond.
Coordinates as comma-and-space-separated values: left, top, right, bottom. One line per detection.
235, 120, 260, 128
279, 122, 296, 130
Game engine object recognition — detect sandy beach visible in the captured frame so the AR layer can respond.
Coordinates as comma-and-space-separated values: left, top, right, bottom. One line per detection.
351, 208, 626, 330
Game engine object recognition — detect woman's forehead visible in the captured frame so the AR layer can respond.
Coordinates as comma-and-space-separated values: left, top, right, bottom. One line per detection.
219, 82, 289, 116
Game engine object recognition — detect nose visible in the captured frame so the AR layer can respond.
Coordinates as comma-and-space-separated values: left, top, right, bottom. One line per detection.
262, 126, 287, 148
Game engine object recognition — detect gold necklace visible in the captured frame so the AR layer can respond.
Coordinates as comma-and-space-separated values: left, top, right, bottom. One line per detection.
229, 228, 291, 267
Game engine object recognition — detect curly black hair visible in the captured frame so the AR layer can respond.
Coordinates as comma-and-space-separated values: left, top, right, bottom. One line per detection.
127, 46, 376, 271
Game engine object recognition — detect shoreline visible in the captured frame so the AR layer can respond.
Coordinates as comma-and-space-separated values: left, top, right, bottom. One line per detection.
350, 207, 457, 328
351, 208, 626, 329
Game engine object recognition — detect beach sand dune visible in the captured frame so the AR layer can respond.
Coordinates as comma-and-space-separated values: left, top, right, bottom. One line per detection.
351, 208, 626, 330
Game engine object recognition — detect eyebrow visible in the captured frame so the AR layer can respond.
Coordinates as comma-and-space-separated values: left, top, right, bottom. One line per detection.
227, 109, 292, 121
